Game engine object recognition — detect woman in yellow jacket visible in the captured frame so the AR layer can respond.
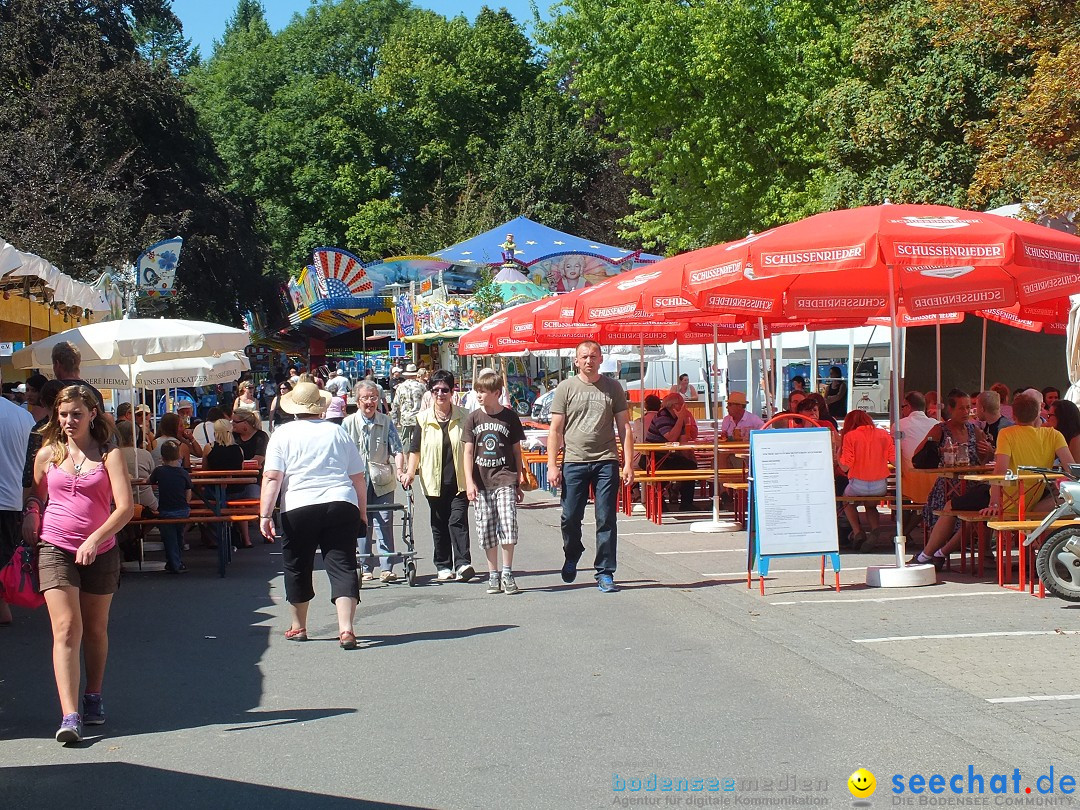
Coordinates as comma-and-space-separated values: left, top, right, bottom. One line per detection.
403, 369, 474, 582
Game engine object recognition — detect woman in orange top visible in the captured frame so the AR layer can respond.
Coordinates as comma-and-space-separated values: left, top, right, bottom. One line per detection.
838, 410, 895, 550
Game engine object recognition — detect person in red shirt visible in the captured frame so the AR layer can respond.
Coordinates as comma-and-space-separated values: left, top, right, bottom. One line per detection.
838, 410, 895, 550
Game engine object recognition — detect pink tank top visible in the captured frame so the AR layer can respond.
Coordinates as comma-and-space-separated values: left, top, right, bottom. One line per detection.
40, 461, 117, 555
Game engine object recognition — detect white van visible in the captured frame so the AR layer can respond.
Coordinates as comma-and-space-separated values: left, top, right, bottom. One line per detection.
616, 359, 707, 401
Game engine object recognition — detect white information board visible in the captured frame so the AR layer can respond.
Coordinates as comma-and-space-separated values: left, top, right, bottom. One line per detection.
750, 428, 839, 557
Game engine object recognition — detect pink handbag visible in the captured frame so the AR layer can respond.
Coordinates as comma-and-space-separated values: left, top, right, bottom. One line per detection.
0, 542, 46, 609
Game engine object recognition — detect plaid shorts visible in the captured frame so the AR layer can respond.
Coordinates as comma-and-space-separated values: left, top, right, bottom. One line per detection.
473, 486, 518, 549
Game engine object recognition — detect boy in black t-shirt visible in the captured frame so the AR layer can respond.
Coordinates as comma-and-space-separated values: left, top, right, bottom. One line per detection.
149, 441, 193, 573
463, 371, 526, 594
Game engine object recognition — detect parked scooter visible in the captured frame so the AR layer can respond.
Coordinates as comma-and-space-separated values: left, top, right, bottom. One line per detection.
1020, 465, 1080, 601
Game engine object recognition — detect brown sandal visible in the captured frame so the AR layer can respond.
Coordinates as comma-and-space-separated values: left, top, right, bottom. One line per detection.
339, 630, 357, 650
284, 627, 307, 642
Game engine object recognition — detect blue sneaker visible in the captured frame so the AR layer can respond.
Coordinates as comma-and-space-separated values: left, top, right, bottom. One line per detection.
560, 557, 578, 583
597, 574, 618, 593
55, 713, 82, 744
83, 693, 105, 726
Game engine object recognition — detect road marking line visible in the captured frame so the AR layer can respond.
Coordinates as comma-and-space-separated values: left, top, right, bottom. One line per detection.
770, 590, 1012, 606
620, 530, 713, 537
655, 548, 744, 555
854, 630, 1080, 644
986, 694, 1080, 704
706, 567, 867, 576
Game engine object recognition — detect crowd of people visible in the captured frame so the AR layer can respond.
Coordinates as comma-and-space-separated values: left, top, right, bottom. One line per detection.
3, 336, 1075, 745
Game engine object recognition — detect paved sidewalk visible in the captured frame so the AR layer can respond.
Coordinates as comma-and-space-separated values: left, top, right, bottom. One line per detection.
3, 489, 1079, 808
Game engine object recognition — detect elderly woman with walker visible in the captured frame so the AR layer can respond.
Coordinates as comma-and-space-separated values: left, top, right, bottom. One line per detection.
343, 380, 405, 583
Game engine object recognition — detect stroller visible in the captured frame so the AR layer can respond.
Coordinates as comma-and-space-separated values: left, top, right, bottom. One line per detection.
363, 486, 418, 586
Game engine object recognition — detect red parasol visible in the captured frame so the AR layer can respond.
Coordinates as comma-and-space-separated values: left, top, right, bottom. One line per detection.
685, 203, 1080, 316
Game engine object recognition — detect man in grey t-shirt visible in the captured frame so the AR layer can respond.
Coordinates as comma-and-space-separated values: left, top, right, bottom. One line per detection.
547, 340, 634, 593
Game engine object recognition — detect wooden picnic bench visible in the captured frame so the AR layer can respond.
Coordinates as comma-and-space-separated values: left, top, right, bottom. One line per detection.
986, 518, 1077, 596
936, 509, 1051, 578
636, 468, 743, 524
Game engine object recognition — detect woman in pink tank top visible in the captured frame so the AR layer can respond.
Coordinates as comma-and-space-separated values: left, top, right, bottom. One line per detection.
23, 385, 133, 744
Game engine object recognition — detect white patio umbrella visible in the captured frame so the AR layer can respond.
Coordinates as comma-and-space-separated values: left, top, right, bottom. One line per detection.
1066, 296, 1080, 407
43, 352, 251, 389
11, 318, 249, 368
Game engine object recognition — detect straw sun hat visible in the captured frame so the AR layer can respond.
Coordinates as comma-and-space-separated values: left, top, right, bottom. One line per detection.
279, 381, 332, 415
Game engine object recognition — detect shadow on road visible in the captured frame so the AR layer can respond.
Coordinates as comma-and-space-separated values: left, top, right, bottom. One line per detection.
360, 623, 517, 648
0, 545, 355, 742
0, 763, 434, 809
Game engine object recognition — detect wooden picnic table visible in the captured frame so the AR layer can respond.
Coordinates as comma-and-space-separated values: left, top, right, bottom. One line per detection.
960, 471, 1060, 520
191, 475, 259, 577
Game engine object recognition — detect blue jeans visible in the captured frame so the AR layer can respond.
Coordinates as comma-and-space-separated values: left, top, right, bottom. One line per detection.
158, 508, 190, 571
360, 485, 397, 573
560, 460, 619, 578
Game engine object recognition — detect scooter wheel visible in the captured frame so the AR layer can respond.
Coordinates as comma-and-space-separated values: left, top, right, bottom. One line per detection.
1035, 526, 1080, 602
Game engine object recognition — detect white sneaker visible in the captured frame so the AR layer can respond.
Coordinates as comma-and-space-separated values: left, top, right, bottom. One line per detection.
380, 570, 397, 583
456, 564, 475, 583
437, 568, 456, 582
361, 571, 374, 582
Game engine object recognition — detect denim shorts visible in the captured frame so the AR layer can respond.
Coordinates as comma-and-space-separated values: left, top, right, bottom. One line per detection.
844, 478, 888, 497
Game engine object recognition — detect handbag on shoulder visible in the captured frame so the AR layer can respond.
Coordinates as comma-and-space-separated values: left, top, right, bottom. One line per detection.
912, 438, 941, 470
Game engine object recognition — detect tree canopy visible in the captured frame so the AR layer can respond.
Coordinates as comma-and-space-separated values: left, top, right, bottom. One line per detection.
0, 0, 268, 321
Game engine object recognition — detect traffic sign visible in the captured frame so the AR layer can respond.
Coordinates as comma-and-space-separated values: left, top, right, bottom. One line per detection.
388, 340, 406, 358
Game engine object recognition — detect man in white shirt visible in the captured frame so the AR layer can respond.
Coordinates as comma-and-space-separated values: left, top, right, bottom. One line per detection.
1, 369, 36, 625
325, 367, 351, 398
898, 391, 939, 464
719, 391, 764, 438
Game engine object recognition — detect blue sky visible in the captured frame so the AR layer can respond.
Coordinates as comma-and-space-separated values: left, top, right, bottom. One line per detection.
172, 0, 550, 55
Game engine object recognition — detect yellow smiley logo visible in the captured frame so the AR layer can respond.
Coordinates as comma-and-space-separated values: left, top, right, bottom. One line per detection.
848, 768, 876, 798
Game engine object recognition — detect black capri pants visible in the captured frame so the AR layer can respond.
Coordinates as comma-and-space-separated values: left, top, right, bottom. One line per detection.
280, 501, 363, 604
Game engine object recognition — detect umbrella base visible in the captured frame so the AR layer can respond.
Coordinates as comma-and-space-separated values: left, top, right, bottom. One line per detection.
690, 520, 742, 534
865, 564, 936, 588
121, 561, 167, 573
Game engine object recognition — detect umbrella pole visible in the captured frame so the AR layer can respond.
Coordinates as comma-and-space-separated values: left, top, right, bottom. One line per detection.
691, 323, 737, 533
865, 264, 935, 588
639, 336, 645, 415
758, 318, 774, 419
847, 329, 855, 414
980, 318, 988, 393
935, 324, 942, 418
775, 333, 783, 408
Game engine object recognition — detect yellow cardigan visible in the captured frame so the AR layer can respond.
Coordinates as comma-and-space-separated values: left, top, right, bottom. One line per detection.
413, 405, 468, 497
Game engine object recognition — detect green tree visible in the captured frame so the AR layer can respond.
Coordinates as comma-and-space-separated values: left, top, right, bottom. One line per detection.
540, 0, 858, 252
470, 269, 503, 319
133, 0, 200, 75
933, 0, 1080, 215
186, 0, 279, 197
373, 8, 542, 214
189, 0, 415, 266
815, 0, 1013, 210
485, 84, 631, 242
0, 0, 269, 320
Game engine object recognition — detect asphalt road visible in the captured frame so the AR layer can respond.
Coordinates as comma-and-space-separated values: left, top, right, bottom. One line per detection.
3, 489, 1080, 809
